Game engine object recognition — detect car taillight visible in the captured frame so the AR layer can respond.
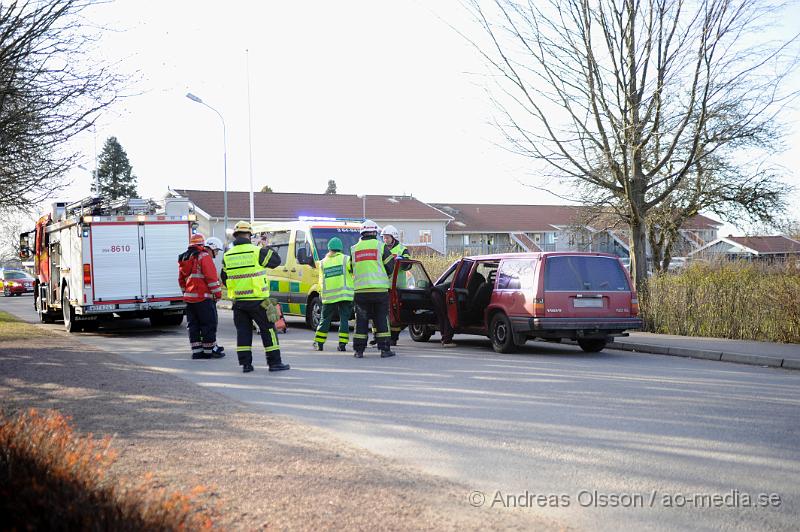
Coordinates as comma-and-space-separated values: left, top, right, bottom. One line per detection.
631, 295, 639, 316
83, 264, 92, 286
533, 297, 545, 316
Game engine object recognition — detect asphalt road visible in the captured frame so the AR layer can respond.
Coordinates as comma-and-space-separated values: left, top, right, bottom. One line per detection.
2, 295, 799, 531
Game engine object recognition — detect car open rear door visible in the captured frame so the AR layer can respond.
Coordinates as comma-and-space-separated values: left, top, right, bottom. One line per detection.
389, 259, 438, 326
446, 259, 474, 329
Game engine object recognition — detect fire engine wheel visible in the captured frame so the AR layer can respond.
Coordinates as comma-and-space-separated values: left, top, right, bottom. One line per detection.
150, 313, 184, 327
36, 292, 56, 324
62, 288, 81, 333
408, 323, 433, 342
306, 296, 322, 329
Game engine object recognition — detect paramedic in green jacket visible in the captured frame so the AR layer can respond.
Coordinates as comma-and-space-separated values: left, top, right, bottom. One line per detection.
313, 237, 353, 352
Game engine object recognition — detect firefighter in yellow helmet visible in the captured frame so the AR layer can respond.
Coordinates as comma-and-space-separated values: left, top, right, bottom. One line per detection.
349, 220, 396, 358
221, 220, 290, 373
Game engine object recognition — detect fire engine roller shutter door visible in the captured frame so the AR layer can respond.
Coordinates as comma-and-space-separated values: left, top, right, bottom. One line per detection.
141, 223, 187, 299
91, 224, 144, 301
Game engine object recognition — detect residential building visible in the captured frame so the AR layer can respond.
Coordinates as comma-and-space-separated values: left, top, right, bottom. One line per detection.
689, 235, 800, 262
172, 190, 453, 254
434, 203, 721, 258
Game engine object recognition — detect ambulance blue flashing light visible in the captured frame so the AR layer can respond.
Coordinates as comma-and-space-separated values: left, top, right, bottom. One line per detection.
297, 215, 364, 223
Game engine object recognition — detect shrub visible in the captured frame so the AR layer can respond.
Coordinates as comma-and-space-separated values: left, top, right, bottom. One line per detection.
0, 408, 216, 531
642, 261, 800, 343
416, 253, 460, 282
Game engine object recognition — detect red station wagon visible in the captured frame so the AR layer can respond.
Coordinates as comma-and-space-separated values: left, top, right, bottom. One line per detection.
389, 252, 642, 353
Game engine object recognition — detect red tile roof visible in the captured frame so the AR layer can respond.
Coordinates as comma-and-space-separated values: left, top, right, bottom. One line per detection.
434, 203, 585, 232
433, 203, 721, 232
176, 190, 452, 221
727, 236, 800, 254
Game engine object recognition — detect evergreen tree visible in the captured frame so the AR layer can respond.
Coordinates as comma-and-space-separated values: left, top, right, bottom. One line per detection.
92, 137, 138, 199
325, 179, 337, 194
260, 185, 274, 193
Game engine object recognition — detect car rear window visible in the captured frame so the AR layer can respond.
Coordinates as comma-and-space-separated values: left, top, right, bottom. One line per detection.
544, 256, 630, 292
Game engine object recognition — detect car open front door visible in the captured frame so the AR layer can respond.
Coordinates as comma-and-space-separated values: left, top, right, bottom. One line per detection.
389, 259, 438, 326
446, 259, 474, 330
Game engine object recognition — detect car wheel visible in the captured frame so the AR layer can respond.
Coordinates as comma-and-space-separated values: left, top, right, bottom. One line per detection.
577, 338, 607, 353
2, 289, 9, 297
408, 323, 433, 342
62, 287, 81, 333
490, 312, 518, 354
306, 295, 322, 329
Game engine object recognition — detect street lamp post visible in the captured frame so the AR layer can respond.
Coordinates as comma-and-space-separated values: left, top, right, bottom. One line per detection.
357, 194, 366, 219
186, 92, 228, 238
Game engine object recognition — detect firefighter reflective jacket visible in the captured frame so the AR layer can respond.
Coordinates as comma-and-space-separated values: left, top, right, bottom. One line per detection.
178, 245, 222, 303
389, 242, 411, 289
350, 238, 393, 292
222, 242, 273, 300
318, 252, 354, 303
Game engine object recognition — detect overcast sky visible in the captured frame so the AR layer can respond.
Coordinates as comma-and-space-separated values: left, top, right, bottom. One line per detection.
59, 0, 800, 235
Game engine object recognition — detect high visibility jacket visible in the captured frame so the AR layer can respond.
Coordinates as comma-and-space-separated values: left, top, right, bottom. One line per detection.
350, 239, 392, 292
389, 242, 411, 289
318, 252, 354, 303
222, 242, 272, 300
178, 246, 222, 303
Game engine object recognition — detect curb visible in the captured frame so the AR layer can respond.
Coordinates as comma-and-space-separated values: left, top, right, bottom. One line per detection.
607, 340, 797, 371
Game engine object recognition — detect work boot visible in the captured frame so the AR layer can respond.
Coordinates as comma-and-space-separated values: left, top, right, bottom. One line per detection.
390, 338, 398, 347
368, 338, 377, 346
380, 349, 396, 358
337, 342, 347, 352
210, 345, 225, 358
242, 363, 254, 373
313, 341, 324, 351
354, 351, 364, 358
267, 352, 290, 372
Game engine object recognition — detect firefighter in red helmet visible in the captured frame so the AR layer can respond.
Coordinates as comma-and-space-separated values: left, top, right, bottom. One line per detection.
178, 232, 224, 359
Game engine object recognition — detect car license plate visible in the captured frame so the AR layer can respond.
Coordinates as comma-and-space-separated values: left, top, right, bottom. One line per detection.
87, 304, 115, 311
574, 298, 603, 308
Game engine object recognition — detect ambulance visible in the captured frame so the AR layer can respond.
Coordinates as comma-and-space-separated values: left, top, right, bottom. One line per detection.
249, 217, 363, 328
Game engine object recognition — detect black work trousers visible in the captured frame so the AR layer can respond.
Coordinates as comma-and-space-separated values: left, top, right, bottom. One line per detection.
431, 288, 454, 343
353, 291, 391, 353
232, 300, 282, 367
186, 298, 218, 354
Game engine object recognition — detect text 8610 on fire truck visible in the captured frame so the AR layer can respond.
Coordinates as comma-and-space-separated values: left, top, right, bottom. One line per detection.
18, 196, 197, 332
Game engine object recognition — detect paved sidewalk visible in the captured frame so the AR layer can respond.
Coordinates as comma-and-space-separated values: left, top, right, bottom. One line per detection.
608, 332, 800, 370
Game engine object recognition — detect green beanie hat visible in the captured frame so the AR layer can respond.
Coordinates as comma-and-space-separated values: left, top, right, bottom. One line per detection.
328, 237, 343, 252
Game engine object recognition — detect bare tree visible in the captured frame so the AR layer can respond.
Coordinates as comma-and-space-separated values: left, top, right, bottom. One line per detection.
466, 0, 798, 292
0, 0, 121, 213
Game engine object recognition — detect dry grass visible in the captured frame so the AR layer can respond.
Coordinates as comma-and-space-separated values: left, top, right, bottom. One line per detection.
0, 309, 44, 341
0, 408, 216, 531
416, 253, 461, 281
643, 261, 800, 343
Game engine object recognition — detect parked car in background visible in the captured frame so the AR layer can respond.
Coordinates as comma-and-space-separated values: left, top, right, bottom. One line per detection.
390, 252, 642, 354
667, 257, 688, 272
0, 269, 35, 296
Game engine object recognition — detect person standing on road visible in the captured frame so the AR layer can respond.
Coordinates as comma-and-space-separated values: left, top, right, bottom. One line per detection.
313, 237, 354, 352
178, 233, 225, 359
381, 225, 410, 346
349, 220, 395, 359
221, 221, 290, 374
204, 236, 225, 339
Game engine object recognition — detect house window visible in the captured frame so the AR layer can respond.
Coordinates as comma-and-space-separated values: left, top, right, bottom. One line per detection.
463, 235, 470, 246
398, 229, 405, 243
419, 230, 432, 244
